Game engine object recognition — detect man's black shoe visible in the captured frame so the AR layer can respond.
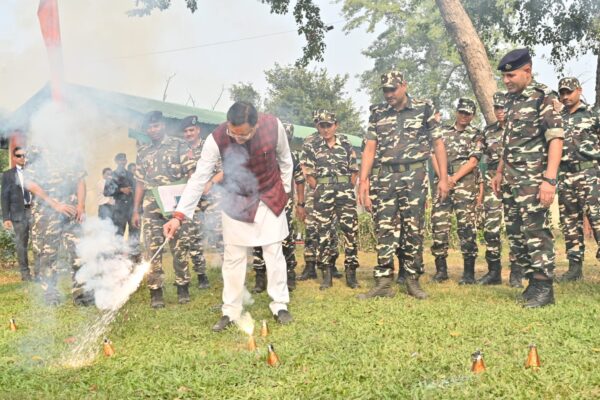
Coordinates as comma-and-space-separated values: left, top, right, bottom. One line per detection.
197, 274, 210, 289
274, 309, 293, 325
212, 316, 233, 332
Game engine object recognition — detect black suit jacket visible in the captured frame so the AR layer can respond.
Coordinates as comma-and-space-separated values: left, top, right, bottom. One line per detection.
1, 167, 30, 222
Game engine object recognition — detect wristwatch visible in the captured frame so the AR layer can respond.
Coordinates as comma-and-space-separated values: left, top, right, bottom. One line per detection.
542, 176, 557, 186
297, 202, 306, 207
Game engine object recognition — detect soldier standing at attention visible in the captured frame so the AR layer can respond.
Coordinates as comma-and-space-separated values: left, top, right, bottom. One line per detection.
491, 48, 564, 308
476, 93, 524, 287
252, 123, 305, 293
358, 71, 450, 300
556, 77, 600, 282
302, 110, 360, 290
132, 111, 194, 308
430, 98, 482, 284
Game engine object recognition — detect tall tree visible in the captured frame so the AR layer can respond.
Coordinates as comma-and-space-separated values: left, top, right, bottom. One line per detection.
229, 82, 262, 107
128, 0, 328, 67
263, 64, 364, 135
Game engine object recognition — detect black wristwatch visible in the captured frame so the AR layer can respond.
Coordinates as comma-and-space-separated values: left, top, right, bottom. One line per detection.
542, 176, 557, 186
297, 202, 305, 207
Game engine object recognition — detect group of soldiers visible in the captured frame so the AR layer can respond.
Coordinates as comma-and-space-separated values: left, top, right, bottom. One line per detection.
14, 47, 599, 312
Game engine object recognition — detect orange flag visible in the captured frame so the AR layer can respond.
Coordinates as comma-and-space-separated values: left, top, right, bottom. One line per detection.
37, 0, 64, 102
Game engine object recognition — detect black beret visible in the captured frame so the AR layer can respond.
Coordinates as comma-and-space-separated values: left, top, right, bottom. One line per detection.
143, 110, 163, 127
497, 48, 532, 72
180, 115, 200, 130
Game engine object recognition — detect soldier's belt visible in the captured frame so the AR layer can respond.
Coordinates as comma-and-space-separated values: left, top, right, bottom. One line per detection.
381, 160, 426, 173
560, 160, 597, 173
316, 175, 351, 184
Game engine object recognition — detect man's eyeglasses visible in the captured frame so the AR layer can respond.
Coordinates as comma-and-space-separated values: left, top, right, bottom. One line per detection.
226, 126, 256, 140
317, 122, 333, 129
14, 154, 26, 159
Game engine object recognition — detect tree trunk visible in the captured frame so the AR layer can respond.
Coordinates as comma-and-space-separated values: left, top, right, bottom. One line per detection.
435, 0, 497, 124
595, 53, 600, 108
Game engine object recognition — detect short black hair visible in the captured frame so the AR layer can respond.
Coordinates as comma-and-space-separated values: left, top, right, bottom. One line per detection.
13, 146, 23, 156
114, 153, 127, 162
102, 167, 112, 175
227, 101, 258, 127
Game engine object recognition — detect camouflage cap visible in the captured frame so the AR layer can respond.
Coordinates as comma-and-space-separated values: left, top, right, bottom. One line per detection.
180, 115, 200, 130
456, 98, 476, 114
497, 48, 532, 72
313, 109, 337, 124
558, 77, 581, 91
380, 71, 404, 88
143, 110, 163, 127
283, 122, 294, 141
492, 92, 506, 107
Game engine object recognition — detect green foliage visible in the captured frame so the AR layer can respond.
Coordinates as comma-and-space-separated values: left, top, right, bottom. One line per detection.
263, 64, 364, 135
229, 82, 263, 109
127, 0, 328, 67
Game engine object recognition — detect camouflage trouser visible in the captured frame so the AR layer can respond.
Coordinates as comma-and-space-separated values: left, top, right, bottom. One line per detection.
30, 204, 82, 296
558, 166, 600, 264
199, 193, 224, 253
253, 197, 297, 272
374, 167, 428, 277
313, 182, 359, 270
180, 203, 206, 275
304, 188, 338, 265
482, 170, 503, 263
431, 173, 479, 260
142, 196, 191, 289
503, 171, 555, 278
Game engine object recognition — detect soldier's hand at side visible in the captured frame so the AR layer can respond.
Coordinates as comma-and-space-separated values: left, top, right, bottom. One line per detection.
3, 220, 13, 230
54, 202, 77, 218
120, 187, 132, 195
132, 210, 141, 229
491, 172, 503, 198
537, 181, 556, 208
76, 204, 86, 224
437, 178, 449, 202
163, 218, 181, 240
296, 206, 306, 222
358, 182, 372, 211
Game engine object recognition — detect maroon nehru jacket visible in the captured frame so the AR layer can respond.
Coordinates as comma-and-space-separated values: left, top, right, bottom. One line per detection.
212, 113, 288, 223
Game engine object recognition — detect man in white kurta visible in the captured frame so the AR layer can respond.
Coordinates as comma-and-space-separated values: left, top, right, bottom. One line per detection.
164, 102, 293, 331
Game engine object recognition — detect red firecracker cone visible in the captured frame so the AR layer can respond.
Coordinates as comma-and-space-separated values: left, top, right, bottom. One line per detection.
471, 350, 486, 373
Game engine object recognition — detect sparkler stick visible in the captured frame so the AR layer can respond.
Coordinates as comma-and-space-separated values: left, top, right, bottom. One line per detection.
148, 238, 170, 264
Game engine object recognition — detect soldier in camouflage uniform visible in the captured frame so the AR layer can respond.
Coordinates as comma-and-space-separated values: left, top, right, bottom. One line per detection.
491, 49, 564, 308
132, 111, 195, 308
178, 115, 223, 290
556, 77, 600, 281
430, 98, 481, 284
358, 71, 449, 300
252, 123, 305, 292
302, 110, 360, 289
476, 92, 524, 287
26, 148, 89, 306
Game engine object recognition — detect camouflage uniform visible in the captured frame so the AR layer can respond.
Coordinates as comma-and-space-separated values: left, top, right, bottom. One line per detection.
135, 134, 194, 290
27, 150, 87, 305
502, 81, 563, 283
302, 110, 360, 288
431, 114, 481, 276
556, 78, 600, 280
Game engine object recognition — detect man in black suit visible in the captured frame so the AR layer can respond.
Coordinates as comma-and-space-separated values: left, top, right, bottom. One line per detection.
2, 147, 33, 281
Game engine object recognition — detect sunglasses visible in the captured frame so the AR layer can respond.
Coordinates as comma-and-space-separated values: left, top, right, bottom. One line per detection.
318, 122, 334, 129
382, 87, 397, 94
14, 154, 26, 159
226, 126, 256, 140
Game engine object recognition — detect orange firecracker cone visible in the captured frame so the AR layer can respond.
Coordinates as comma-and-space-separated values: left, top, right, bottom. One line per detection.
471, 350, 486, 373
267, 344, 280, 367
9, 318, 17, 332
103, 338, 115, 357
260, 320, 269, 337
247, 336, 257, 351
525, 344, 541, 369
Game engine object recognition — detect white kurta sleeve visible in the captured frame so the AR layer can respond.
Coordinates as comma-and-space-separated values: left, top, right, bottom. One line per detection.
275, 119, 293, 193
176, 134, 220, 219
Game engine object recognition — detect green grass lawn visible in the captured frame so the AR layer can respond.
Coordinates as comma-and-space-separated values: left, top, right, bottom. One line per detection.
1, 242, 599, 399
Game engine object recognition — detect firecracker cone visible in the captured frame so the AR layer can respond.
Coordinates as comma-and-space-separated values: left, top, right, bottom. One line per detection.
247, 336, 257, 351
267, 344, 280, 367
260, 320, 269, 337
103, 338, 115, 357
525, 344, 541, 369
471, 350, 486, 373
9, 318, 17, 332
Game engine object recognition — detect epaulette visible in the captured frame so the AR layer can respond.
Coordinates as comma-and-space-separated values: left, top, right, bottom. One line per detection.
411, 98, 433, 108
533, 82, 555, 97
369, 103, 387, 113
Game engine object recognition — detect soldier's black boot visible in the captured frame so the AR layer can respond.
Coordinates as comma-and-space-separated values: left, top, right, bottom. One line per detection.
331, 255, 343, 279
557, 260, 583, 282
319, 265, 333, 290
252, 269, 267, 293
431, 257, 449, 282
523, 277, 555, 308
345, 267, 360, 289
405, 274, 428, 299
356, 274, 395, 299
458, 257, 476, 285
509, 264, 524, 288
177, 284, 190, 304
150, 288, 165, 309
197, 273, 210, 290
477, 259, 502, 285
287, 269, 296, 291
396, 264, 407, 285
297, 261, 317, 281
